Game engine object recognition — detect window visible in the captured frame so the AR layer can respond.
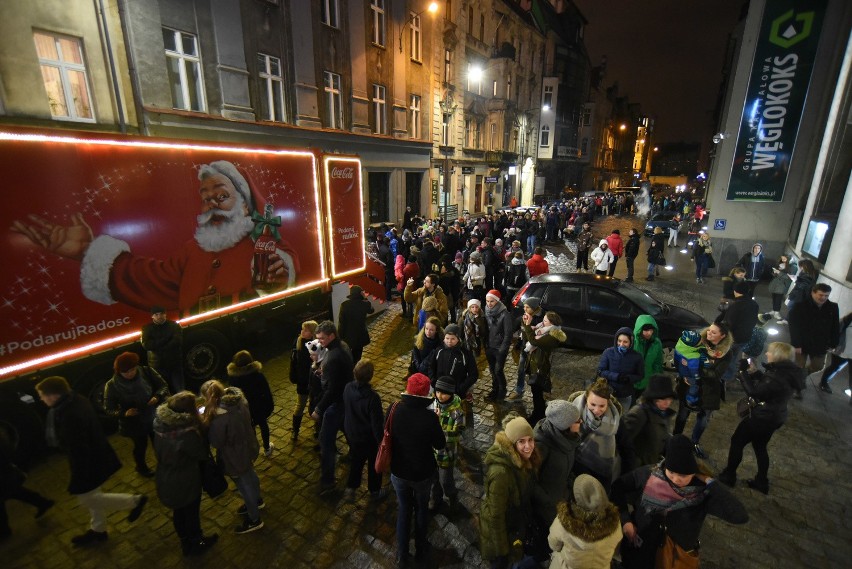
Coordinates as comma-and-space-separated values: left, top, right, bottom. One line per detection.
372, 84, 386, 134
444, 49, 452, 83
467, 62, 482, 95
33, 31, 94, 121
465, 118, 472, 147
465, 118, 481, 148
543, 85, 553, 109
368, 172, 390, 224
324, 71, 343, 128
442, 113, 451, 146
542, 284, 582, 313
540, 125, 550, 147
492, 80, 497, 97
371, 0, 385, 46
410, 12, 423, 60
321, 0, 339, 28
474, 120, 481, 149
581, 137, 588, 155
490, 123, 497, 150
506, 73, 512, 100
479, 14, 485, 40
445, 0, 452, 20
582, 108, 591, 126
468, 7, 474, 35
409, 94, 421, 139
257, 53, 285, 122
162, 28, 205, 112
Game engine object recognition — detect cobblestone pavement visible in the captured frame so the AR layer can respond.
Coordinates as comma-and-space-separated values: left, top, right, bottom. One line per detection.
3, 215, 850, 568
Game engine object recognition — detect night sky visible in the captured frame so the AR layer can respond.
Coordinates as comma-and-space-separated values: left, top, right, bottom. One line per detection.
573, 0, 748, 144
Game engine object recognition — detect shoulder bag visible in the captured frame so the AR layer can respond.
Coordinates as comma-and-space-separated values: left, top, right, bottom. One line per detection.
200, 450, 228, 498
656, 533, 699, 569
735, 396, 762, 419
374, 401, 400, 474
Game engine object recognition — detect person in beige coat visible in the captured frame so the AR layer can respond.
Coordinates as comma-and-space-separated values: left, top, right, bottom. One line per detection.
547, 474, 621, 569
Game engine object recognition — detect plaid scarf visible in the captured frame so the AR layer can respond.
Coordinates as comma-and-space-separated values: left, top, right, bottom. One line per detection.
638, 464, 708, 516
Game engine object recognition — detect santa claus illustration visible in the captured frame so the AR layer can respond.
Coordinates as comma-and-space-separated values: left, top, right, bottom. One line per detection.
12, 160, 298, 315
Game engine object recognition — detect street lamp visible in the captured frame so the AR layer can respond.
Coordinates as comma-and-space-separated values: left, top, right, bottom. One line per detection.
399, 1, 439, 53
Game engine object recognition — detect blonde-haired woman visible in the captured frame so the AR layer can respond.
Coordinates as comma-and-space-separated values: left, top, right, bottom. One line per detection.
200, 380, 264, 534
717, 342, 804, 494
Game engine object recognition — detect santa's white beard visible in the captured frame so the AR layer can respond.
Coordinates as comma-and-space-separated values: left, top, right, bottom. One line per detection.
194, 209, 255, 252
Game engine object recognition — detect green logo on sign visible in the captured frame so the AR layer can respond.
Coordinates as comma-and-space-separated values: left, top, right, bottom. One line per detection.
769, 9, 815, 48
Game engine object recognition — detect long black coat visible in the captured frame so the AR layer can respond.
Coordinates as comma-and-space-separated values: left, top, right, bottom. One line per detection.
788, 297, 840, 355
742, 360, 801, 426
338, 297, 374, 352
52, 393, 122, 495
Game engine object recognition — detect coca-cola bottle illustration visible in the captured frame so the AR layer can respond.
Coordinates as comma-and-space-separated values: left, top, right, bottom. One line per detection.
252, 204, 277, 287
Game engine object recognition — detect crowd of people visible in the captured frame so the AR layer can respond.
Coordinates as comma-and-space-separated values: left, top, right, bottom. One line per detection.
4, 196, 849, 569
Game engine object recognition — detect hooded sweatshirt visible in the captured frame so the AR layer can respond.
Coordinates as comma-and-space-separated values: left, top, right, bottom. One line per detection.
597, 327, 645, 398
738, 243, 765, 282
632, 316, 663, 391
590, 239, 615, 272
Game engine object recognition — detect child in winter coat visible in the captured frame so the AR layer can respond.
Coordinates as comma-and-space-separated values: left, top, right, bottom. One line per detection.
674, 330, 708, 410
430, 376, 466, 511
417, 295, 440, 331
226, 350, 275, 457
458, 298, 488, 357
410, 317, 444, 375
428, 324, 478, 400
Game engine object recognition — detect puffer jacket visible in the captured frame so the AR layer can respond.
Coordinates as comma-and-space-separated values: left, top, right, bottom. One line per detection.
534, 418, 580, 523
480, 431, 541, 561
428, 344, 478, 396
590, 240, 614, 272
568, 391, 622, 481
206, 387, 259, 477
632, 316, 663, 391
226, 360, 274, 422
527, 253, 550, 277
742, 360, 802, 426
597, 327, 645, 398
153, 403, 207, 509
547, 500, 622, 569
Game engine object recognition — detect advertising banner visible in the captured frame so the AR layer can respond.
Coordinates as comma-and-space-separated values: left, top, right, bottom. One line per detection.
323, 156, 365, 278
1, 132, 325, 375
726, 0, 826, 201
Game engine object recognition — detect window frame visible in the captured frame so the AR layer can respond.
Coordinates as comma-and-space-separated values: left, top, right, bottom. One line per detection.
257, 53, 285, 122
409, 11, 422, 61
409, 94, 421, 139
372, 83, 387, 135
33, 31, 95, 122
442, 112, 452, 146
443, 49, 453, 83
324, 70, 343, 129
540, 125, 551, 147
321, 0, 339, 28
371, 0, 386, 47
162, 27, 206, 113
543, 85, 553, 109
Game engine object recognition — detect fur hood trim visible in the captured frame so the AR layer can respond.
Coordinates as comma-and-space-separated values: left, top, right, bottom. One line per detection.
488, 431, 541, 471
555, 500, 621, 542
701, 327, 733, 357
227, 360, 262, 377
549, 327, 567, 343
155, 403, 199, 431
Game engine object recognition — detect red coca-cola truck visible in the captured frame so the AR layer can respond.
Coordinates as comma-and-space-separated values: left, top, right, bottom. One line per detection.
0, 128, 366, 464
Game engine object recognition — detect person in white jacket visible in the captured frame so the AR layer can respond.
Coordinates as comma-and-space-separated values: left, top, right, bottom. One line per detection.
590, 239, 615, 276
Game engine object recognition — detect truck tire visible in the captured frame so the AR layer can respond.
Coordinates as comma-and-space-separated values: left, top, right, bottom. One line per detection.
0, 394, 45, 468
184, 329, 232, 384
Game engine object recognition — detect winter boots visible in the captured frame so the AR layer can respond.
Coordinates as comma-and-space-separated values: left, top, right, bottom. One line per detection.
291, 414, 303, 441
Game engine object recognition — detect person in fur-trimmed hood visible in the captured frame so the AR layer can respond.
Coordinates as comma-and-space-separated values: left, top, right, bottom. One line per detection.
547, 474, 621, 569
479, 416, 544, 568
227, 350, 274, 457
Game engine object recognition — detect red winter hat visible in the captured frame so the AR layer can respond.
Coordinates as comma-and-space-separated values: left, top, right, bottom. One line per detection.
114, 351, 139, 373
406, 373, 432, 397
486, 289, 501, 302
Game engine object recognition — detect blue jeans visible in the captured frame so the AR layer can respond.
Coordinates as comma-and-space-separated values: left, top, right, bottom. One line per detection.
526, 234, 536, 254
722, 343, 746, 383
320, 402, 344, 485
232, 468, 262, 523
695, 255, 709, 279
391, 474, 432, 559
675, 405, 712, 444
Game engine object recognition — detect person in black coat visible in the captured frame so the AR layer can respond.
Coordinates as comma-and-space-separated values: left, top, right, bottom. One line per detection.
623, 228, 640, 282
717, 342, 803, 494
788, 283, 841, 377
338, 285, 375, 364
343, 360, 385, 500
227, 350, 275, 457
0, 429, 54, 540
36, 376, 147, 546
612, 435, 748, 568
428, 324, 478, 398
716, 281, 759, 383
389, 373, 446, 565
290, 320, 318, 441
646, 227, 666, 281
311, 321, 355, 494
141, 305, 184, 393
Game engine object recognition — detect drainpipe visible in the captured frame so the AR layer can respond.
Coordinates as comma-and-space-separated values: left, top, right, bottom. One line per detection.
95, 0, 126, 133
115, 0, 149, 135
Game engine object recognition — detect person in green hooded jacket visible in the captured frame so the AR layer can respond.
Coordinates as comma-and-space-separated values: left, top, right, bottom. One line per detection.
632, 315, 663, 401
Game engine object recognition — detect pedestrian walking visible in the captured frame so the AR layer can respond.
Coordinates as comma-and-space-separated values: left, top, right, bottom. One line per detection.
104, 352, 170, 478
788, 283, 840, 397
200, 380, 264, 534
141, 305, 184, 393
767, 255, 795, 319
737, 243, 766, 300
338, 284, 374, 363
667, 214, 681, 248
818, 311, 851, 395
153, 392, 218, 556
0, 429, 54, 541
342, 359, 386, 501
624, 228, 640, 282
227, 350, 275, 457
781, 259, 816, 324
692, 233, 713, 284
36, 376, 148, 546
717, 281, 759, 383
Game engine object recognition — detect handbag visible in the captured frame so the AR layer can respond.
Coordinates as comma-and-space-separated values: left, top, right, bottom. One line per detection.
707, 255, 716, 269
374, 401, 399, 474
736, 396, 761, 419
657, 254, 667, 266
200, 451, 227, 498
656, 534, 699, 569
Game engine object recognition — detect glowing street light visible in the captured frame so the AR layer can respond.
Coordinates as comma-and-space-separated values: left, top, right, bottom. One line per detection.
399, 2, 440, 53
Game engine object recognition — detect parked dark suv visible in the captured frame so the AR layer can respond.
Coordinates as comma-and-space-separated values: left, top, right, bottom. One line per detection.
512, 273, 708, 356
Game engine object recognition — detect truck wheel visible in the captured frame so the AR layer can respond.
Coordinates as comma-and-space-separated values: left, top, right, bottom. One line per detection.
0, 395, 45, 468
184, 329, 232, 383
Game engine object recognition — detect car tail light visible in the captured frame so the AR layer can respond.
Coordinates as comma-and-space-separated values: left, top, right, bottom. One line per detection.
512, 282, 530, 307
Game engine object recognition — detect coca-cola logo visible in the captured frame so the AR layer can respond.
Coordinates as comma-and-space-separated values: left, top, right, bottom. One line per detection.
331, 166, 354, 179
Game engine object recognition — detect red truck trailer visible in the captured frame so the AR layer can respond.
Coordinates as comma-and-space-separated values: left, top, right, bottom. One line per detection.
0, 128, 366, 464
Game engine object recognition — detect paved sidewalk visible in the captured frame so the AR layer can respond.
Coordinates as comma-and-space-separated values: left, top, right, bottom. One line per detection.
3, 216, 850, 568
